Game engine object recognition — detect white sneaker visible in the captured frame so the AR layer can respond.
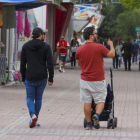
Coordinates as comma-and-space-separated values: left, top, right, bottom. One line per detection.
29, 119, 40, 126
59, 68, 62, 72
29, 114, 38, 128
62, 68, 65, 72
113, 69, 116, 71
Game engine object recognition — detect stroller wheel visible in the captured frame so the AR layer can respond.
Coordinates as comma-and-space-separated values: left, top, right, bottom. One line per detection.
112, 118, 115, 129
107, 118, 111, 129
84, 118, 87, 128
114, 117, 117, 127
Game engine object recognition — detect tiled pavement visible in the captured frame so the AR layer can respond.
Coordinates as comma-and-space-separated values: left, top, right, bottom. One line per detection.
0, 58, 140, 140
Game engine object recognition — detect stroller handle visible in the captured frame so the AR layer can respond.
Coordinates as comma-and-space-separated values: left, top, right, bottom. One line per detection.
110, 68, 113, 79
110, 67, 113, 92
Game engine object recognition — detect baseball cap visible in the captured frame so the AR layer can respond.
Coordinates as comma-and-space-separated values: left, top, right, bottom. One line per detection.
43, 29, 48, 35
32, 27, 48, 38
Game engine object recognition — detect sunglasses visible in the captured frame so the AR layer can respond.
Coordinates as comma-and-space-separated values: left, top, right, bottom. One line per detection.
91, 33, 98, 35
61, 38, 64, 39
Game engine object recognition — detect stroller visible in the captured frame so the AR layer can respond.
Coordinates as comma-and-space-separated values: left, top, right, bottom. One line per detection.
84, 68, 117, 129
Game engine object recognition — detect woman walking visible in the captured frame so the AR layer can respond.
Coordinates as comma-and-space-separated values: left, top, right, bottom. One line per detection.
113, 39, 119, 70
70, 39, 78, 69
116, 40, 122, 67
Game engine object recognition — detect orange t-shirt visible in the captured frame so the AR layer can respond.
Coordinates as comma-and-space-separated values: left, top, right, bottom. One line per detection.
75, 42, 109, 81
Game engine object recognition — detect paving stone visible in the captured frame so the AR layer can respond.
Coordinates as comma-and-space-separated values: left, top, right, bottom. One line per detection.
0, 59, 140, 139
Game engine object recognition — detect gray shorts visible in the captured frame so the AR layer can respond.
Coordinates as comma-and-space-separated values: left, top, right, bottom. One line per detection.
80, 79, 107, 104
59, 54, 67, 62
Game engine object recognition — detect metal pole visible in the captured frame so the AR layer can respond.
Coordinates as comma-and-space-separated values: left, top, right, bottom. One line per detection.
14, 12, 18, 67
100, 0, 103, 13
137, 31, 139, 39
8, 29, 10, 82
0, 28, 1, 54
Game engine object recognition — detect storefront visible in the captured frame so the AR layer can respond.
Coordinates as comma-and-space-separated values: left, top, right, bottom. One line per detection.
0, 0, 68, 85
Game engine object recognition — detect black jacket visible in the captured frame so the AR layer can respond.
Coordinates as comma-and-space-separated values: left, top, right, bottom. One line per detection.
122, 42, 133, 55
20, 39, 54, 82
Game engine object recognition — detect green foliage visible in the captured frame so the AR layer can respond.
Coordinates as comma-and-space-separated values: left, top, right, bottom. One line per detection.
119, 0, 140, 10
98, 0, 124, 39
116, 9, 140, 40
76, 0, 140, 40
98, 1, 140, 40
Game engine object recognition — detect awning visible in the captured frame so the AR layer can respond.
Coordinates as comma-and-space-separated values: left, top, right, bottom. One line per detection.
0, 0, 36, 2
15, 3, 45, 11
2, 0, 67, 11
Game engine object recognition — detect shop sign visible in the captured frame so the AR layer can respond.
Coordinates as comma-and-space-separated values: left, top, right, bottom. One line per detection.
0, 4, 3, 28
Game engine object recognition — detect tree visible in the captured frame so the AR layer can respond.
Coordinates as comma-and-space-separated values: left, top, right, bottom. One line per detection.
98, 0, 124, 39
116, 9, 140, 40
119, 0, 140, 10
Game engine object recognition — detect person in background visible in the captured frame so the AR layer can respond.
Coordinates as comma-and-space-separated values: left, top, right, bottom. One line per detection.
104, 38, 107, 47
96, 38, 100, 43
132, 39, 139, 64
100, 38, 104, 45
121, 38, 133, 71
57, 36, 70, 73
120, 39, 125, 63
5, 58, 8, 71
5, 58, 8, 84
71, 37, 79, 47
116, 40, 122, 67
70, 39, 78, 69
94, 33, 98, 43
113, 39, 119, 70
137, 50, 140, 71
106, 38, 110, 50
41, 30, 47, 42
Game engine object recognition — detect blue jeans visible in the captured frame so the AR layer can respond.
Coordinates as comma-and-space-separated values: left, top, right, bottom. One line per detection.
113, 55, 118, 69
139, 62, 140, 71
133, 52, 138, 63
25, 79, 47, 118
118, 56, 122, 66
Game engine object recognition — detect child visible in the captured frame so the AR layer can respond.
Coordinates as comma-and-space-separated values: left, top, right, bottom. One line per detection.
137, 50, 140, 71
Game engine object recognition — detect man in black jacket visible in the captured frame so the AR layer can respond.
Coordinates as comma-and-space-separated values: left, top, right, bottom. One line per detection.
121, 38, 133, 71
20, 27, 54, 128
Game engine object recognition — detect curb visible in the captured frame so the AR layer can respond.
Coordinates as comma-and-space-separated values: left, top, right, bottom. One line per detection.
0, 81, 16, 88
